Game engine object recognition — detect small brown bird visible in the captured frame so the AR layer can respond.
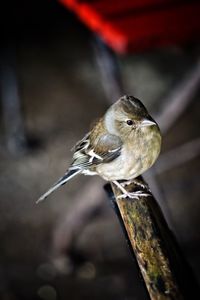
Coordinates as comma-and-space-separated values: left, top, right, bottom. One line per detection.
37, 95, 161, 203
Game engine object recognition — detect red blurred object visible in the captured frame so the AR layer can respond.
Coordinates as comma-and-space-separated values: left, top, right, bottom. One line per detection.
59, 0, 200, 54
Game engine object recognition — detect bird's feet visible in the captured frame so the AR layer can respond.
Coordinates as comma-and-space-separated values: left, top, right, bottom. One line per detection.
117, 190, 151, 200
120, 178, 151, 192
113, 180, 151, 200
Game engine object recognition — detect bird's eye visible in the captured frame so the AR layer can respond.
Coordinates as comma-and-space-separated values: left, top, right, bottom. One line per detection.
126, 119, 133, 126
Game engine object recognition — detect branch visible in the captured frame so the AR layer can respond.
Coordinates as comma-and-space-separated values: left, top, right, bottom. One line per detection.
106, 177, 198, 300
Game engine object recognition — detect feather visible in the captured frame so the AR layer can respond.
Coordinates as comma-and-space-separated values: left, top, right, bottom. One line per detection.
36, 169, 82, 203
38, 130, 122, 202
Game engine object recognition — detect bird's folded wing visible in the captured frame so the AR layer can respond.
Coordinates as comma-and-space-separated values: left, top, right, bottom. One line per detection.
93, 134, 122, 163
72, 132, 90, 152
70, 133, 122, 170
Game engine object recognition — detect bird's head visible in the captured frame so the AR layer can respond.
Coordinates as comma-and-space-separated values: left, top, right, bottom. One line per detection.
105, 95, 160, 140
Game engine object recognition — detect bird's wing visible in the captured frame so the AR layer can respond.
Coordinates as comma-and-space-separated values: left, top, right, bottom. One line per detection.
93, 134, 122, 163
70, 133, 122, 170
72, 132, 90, 152
37, 134, 122, 202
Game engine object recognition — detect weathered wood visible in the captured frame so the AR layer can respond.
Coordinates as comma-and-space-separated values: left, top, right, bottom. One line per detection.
109, 178, 184, 300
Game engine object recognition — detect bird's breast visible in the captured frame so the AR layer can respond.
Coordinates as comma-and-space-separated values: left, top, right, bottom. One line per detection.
96, 127, 161, 181
96, 146, 143, 181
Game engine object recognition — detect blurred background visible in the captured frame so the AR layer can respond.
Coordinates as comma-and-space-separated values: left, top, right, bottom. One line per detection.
0, 0, 200, 299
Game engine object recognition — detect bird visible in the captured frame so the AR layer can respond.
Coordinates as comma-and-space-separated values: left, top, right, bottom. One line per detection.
37, 95, 161, 203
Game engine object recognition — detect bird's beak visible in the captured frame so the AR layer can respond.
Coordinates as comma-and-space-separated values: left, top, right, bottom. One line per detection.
140, 119, 156, 127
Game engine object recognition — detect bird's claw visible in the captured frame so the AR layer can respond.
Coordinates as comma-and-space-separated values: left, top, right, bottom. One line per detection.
121, 179, 150, 192
117, 190, 151, 200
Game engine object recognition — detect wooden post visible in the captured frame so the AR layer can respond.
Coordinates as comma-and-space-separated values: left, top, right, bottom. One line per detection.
105, 177, 198, 300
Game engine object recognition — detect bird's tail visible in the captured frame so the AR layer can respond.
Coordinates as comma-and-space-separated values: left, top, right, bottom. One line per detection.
36, 169, 82, 203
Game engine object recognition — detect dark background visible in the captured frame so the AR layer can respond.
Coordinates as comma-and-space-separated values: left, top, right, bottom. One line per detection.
0, 1, 200, 299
